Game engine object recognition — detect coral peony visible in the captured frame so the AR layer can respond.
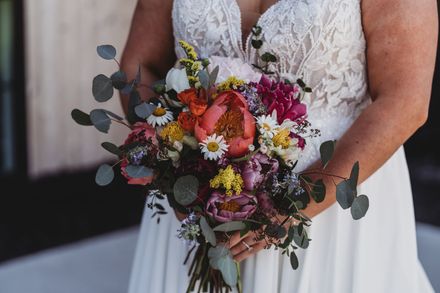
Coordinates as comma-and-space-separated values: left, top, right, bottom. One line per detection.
206, 191, 257, 222
194, 91, 256, 157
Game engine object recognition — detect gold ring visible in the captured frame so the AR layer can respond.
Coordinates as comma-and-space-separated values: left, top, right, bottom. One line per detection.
242, 240, 253, 251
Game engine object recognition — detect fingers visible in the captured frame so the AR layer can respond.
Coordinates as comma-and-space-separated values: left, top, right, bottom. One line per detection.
233, 241, 265, 262
227, 231, 249, 249
230, 236, 256, 256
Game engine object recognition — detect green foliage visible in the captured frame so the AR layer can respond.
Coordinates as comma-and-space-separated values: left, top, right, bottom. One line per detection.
135, 102, 156, 119
310, 179, 326, 203
261, 52, 277, 63
319, 140, 336, 169
125, 165, 153, 178
90, 109, 111, 133
173, 175, 199, 206
101, 142, 122, 156
251, 39, 263, 49
95, 164, 114, 186
93, 74, 114, 102
209, 65, 220, 88
213, 221, 246, 232
208, 246, 237, 287
71, 109, 92, 126
349, 161, 360, 190
198, 70, 209, 89
351, 195, 369, 220
336, 179, 355, 210
110, 71, 127, 90
290, 250, 299, 270
97, 45, 116, 60
200, 216, 217, 246
291, 225, 309, 249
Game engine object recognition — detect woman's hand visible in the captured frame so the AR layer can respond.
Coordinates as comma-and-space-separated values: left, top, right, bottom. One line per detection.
228, 230, 267, 262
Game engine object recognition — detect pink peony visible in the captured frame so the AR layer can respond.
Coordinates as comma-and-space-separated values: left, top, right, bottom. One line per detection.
241, 153, 279, 191
255, 75, 307, 124
206, 191, 257, 223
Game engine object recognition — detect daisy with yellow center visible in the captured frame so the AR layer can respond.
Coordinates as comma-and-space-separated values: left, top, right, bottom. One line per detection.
200, 134, 229, 161
210, 165, 244, 196
256, 113, 279, 138
146, 104, 174, 127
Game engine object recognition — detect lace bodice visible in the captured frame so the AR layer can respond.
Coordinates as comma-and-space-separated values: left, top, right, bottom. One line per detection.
172, 0, 372, 170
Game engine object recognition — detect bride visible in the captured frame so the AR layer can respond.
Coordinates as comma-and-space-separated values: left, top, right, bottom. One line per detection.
120, 0, 438, 292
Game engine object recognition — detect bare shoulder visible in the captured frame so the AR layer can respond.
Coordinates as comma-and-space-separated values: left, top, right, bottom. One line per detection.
360, 0, 438, 101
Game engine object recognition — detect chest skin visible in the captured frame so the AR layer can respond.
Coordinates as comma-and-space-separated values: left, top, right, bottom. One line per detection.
235, 0, 279, 44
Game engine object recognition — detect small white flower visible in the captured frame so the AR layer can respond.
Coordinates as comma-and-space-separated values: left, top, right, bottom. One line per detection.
173, 141, 183, 152
248, 144, 255, 152
256, 112, 279, 138
146, 104, 174, 127
200, 134, 229, 161
165, 68, 190, 93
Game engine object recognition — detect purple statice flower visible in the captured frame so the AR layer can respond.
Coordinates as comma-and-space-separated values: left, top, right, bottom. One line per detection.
240, 84, 267, 116
253, 75, 307, 124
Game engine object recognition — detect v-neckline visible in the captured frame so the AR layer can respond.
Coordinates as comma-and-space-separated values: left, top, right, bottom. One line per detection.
231, 0, 281, 56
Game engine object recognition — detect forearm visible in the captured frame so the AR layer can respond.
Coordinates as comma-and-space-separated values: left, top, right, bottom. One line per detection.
301, 95, 428, 218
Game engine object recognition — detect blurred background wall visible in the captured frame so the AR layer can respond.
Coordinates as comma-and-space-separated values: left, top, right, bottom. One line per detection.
0, 0, 439, 269
25, 0, 137, 177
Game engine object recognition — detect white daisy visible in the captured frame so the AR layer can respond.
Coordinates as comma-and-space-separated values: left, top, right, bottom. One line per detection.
146, 104, 174, 127
256, 112, 279, 138
200, 134, 229, 161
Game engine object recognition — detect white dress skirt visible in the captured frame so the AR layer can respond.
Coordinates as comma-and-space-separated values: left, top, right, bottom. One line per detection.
128, 0, 434, 292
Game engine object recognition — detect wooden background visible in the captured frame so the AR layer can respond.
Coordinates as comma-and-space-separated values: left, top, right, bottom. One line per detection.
24, 0, 137, 177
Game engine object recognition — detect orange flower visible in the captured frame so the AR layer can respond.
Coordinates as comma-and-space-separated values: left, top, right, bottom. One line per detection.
178, 88, 208, 117
178, 112, 197, 133
177, 88, 198, 105
194, 91, 255, 158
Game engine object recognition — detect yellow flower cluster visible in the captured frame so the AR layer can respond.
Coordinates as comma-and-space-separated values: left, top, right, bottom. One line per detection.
217, 76, 245, 92
178, 41, 200, 87
210, 165, 244, 196
160, 122, 184, 142
272, 128, 291, 149
179, 40, 198, 61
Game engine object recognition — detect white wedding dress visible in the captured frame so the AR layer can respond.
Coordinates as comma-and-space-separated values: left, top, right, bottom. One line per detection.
128, 0, 434, 292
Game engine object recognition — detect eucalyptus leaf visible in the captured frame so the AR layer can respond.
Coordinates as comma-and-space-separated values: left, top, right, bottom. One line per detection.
134, 64, 141, 85
208, 245, 229, 264
319, 140, 336, 169
173, 175, 199, 206
213, 221, 246, 232
351, 195, 369, 220
290, 250, 299, 270
336, 179, 355, 209
198, 70, 209, 89
93, 74, 114, 102
90, 109, 111, 133
95, 164, 114, 186
101, 142, 122, 156
97, 45, 116, 60
209, 65, 220, 87
111, 70, 127, 90
349, 161, 360, 191
292, 226, 309, 249
125, 165, 153, 178
71, 109, 93, 126
311, 179, 326, 203
135, 102, 156, 119
200, 216, 217, 246
261, 52, 277, 62
251, 39, 263, 49
217, 255, 238, 287
102, 109, 124, 121
127, 90, 141, 124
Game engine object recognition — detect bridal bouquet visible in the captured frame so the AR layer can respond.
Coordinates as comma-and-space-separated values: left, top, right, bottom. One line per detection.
72, 29, 369, 292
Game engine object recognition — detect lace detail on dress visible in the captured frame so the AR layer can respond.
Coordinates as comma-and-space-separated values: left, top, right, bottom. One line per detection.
172, 0, 372, 170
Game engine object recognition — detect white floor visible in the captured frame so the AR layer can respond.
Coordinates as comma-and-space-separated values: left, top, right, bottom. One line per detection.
0, 223, 439, 293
